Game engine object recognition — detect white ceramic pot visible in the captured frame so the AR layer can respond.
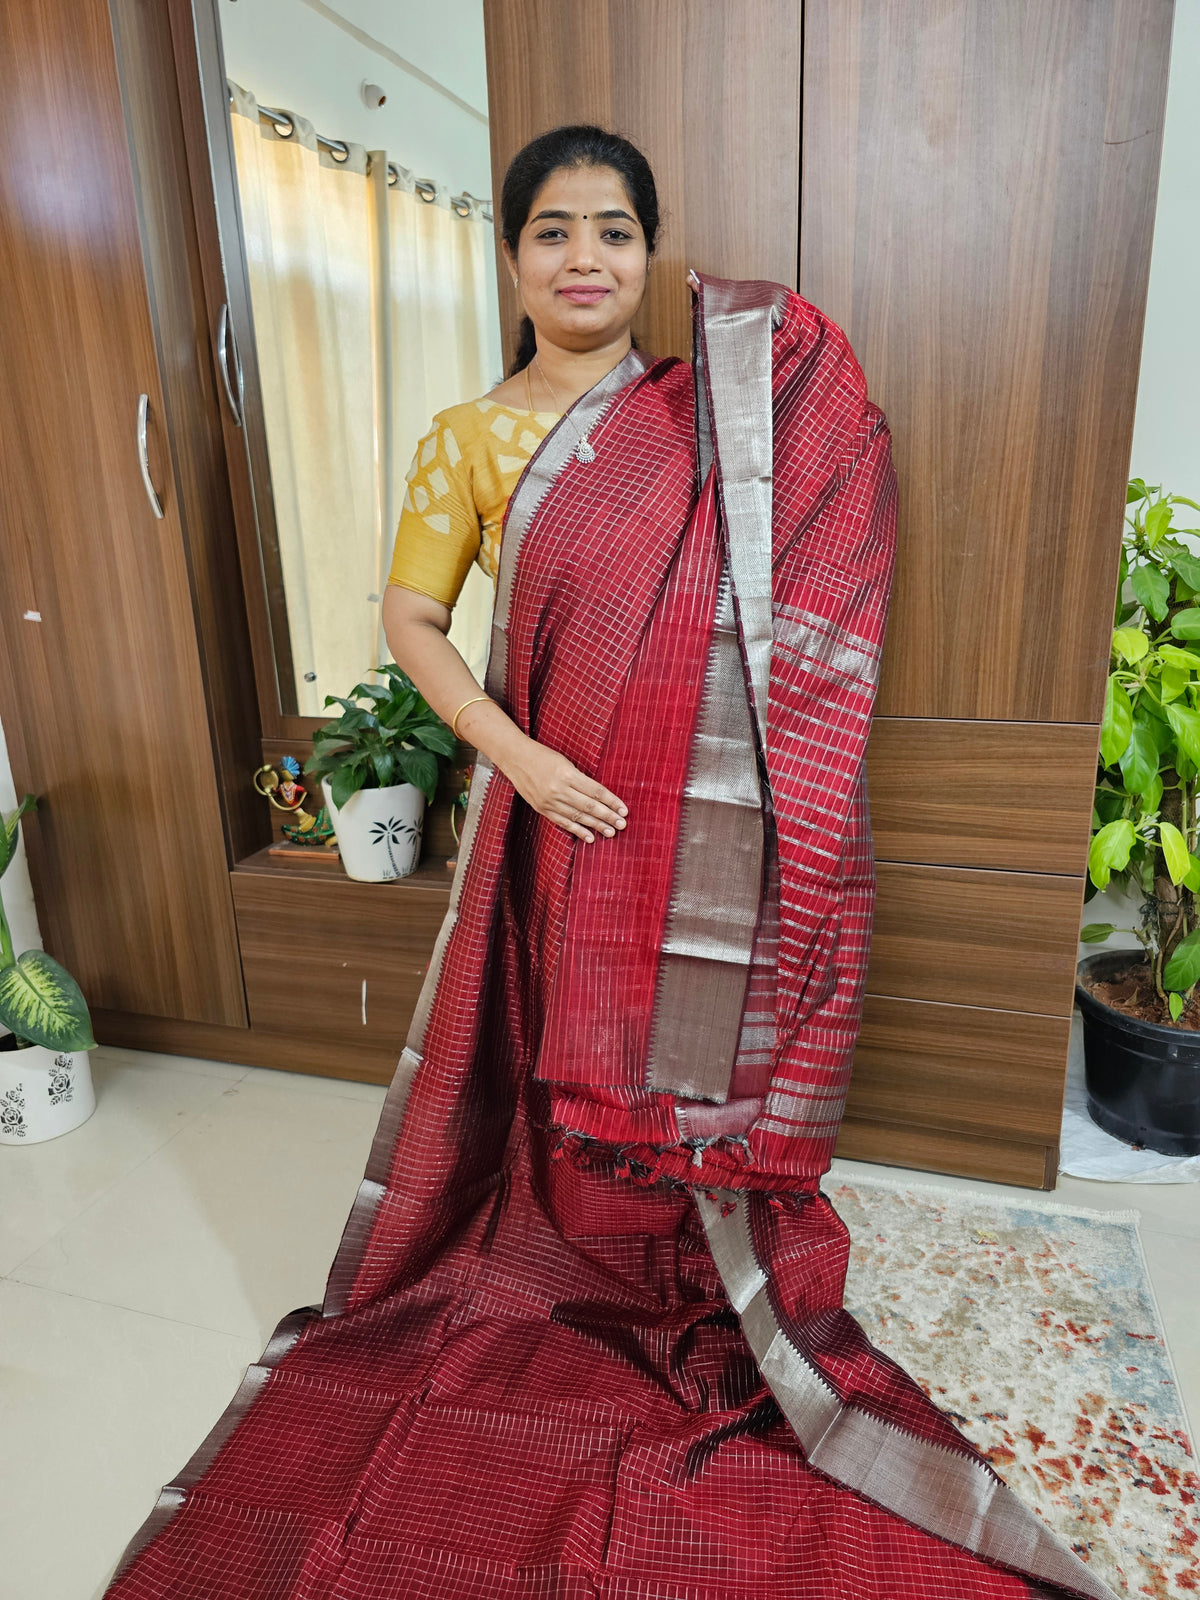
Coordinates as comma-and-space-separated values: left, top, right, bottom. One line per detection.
0, 1039, 96, 1144
321, 778, 426, 883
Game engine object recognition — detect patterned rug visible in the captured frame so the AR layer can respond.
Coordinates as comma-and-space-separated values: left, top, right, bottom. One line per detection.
833, 1175, 1199, 1599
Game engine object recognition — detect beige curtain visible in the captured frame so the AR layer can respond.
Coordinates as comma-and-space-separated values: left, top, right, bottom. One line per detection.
229, 87, 497, 714
387, 171, 498, 684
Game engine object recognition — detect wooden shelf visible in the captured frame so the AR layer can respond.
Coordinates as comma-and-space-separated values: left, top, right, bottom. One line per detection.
233, 845, 456, 895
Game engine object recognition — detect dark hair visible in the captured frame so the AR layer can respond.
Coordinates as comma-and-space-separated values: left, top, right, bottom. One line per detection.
501, 124, 660, 375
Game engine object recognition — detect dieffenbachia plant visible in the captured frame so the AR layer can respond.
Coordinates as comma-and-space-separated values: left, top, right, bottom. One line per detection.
0, 795, 96, 1052
1084, 480, 1200, 1020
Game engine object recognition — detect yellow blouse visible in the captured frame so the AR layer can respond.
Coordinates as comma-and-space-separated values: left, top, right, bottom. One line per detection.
387, 398, 561, 608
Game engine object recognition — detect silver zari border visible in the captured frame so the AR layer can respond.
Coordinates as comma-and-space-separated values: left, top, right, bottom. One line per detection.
646, 568, 765, 1101
105, 1307, 314, 1584
697, 276, 788, 754
696, 1190, 1119, 1600
645, 277, 781, 1103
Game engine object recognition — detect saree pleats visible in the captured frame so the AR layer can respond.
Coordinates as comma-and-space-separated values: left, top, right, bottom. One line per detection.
104, 282, 1116, 1600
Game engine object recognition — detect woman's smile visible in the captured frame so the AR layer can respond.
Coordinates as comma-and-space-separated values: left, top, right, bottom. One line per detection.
557, 285, 611, 303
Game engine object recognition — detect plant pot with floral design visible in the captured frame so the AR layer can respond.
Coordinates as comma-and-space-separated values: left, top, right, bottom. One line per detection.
0, 1036, 95, 1144
306, 663, 456, 885
0, 796, 97, 1145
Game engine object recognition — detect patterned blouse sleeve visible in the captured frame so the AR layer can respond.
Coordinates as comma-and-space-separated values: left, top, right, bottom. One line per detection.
387, 413, 481, 608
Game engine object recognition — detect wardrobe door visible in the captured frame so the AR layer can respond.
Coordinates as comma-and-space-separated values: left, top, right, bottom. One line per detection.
483, 0, 803, 361
801, 0, 1173, 1181
0, 0, 247, 1024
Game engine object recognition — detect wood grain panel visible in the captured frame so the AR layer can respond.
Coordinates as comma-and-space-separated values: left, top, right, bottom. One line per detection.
483, 0, 801, 365
109, 0, 266, 867
0, 0, 246, 1024
801, 0, 1172, 722
94, 1006, 399, 1085
865, 718, 1099, 873
849, 994, 1071, 1145
232, 860, 450, 1049
868, 863, 1085, 1016
835, 1119, 1055, 1191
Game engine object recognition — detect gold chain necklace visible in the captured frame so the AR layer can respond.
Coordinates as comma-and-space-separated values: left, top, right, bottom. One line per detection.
532, 355, 597, 464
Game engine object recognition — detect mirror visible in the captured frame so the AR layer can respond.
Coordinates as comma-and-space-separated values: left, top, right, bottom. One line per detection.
204, 0, 502, 716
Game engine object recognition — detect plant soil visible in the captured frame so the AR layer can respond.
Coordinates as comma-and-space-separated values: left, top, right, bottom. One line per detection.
1081, 959, 1200, 1031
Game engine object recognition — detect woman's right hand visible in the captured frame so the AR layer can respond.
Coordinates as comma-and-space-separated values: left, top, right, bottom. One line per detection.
379, 593, 628, 844
502, 736, 628, 844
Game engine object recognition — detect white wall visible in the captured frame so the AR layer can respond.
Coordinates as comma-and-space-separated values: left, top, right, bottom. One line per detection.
0, 717, 43, 964
218, 0, 493, 198
1084, 0, 1200, 951
1128, 0, 1200, 498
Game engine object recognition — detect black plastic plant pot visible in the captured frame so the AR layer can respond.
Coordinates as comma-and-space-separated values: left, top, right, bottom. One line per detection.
1076, 951, 1200, 1158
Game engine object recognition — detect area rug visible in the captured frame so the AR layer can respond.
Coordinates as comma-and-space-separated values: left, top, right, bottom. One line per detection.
832, 1175, 1199, 1599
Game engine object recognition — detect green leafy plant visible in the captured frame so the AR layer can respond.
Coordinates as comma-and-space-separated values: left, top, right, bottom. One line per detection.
1084, 479, 1200, 1022
304, 663, 457, 809
0, 796, 96, 1052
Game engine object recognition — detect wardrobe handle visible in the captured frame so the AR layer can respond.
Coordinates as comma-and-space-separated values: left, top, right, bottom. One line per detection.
136, 393, 165, 520
216, 302, 244, 428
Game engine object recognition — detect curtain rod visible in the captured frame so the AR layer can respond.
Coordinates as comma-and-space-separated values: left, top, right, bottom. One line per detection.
233, 88, 493, 222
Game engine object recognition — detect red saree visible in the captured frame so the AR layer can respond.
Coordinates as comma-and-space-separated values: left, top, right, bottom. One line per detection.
105, 276, 1116, 1600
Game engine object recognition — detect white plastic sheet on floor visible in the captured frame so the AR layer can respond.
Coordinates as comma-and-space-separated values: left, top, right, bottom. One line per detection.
1060, 1010, 1200, 1183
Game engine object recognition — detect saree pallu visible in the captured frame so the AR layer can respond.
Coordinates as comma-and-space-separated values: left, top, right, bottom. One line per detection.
105, 277, 1116, 1600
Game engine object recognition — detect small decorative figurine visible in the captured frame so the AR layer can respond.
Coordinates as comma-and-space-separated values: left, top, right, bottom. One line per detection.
276, 755, 306, 809
253, 756, 337, 850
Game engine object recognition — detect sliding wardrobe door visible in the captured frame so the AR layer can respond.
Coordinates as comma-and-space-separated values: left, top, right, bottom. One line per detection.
801, 0, 1173, 1183
0, 0, 246, 1024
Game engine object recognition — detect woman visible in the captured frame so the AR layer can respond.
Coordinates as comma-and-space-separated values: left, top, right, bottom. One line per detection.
105, 127, 1114, 1600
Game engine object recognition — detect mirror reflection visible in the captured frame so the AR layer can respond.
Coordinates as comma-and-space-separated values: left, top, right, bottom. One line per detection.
215, 0, 501, 714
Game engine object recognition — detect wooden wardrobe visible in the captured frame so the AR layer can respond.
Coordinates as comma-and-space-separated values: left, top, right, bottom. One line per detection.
0, 0, 1174, 1186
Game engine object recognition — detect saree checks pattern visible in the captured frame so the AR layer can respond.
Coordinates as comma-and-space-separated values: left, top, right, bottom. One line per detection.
104, 278, 1116, 1600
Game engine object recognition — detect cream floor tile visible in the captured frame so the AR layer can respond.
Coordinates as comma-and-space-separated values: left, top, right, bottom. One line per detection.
237, 1060, 390, 1105
92, 1044, 249, 1081
0, 1279, 258, 1600
0, 1050, 247, 1277
9, 1075, 379, 1341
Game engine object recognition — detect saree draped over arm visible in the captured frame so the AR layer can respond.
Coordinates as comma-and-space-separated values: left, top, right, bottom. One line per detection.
105, 278, 1117, 1600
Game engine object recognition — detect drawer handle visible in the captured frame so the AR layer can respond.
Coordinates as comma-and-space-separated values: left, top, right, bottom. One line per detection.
136, 393, 164, 520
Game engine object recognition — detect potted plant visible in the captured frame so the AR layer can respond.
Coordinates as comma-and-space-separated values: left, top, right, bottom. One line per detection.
0, 795, 97, 1144
1077, 478, 1200, 1156
304, 663, 457, 883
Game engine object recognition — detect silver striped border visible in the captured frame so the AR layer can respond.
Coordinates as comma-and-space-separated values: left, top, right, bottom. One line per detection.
645, 276, 782, 1102
645, 568, 765, 1100
696, 276, 788, 753
696, 1189, 1120, 1600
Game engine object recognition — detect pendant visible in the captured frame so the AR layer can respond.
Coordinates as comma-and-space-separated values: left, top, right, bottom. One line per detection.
574, 436, 596, 464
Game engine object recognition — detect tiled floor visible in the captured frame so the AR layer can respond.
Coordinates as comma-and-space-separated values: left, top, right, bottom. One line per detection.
2, 1047, 1197, 1600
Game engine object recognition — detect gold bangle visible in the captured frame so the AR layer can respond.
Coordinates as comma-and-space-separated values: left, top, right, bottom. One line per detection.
451, 695, 491, 740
